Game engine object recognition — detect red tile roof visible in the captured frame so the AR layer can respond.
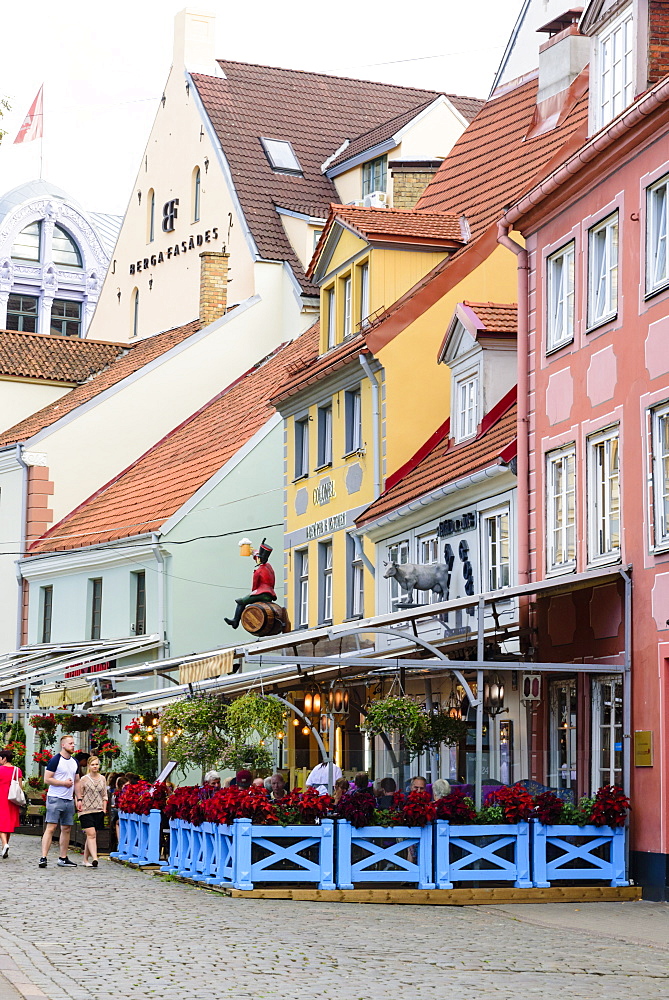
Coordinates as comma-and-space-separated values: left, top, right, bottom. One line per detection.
28, 324, 320, 554
191, 61, 480, 295
463, 301, 518, 335
270, 329, 367, 406
356, 395, 517, 527
0, 320, 202, 448
363, 73, 588, 346
0, 331, 125, 384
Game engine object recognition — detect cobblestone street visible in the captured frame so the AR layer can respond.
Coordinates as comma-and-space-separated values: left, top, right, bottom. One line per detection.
0, 835, 667, 1000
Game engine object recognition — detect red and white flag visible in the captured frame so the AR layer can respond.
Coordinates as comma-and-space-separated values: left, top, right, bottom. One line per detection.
14, 86, 43, 144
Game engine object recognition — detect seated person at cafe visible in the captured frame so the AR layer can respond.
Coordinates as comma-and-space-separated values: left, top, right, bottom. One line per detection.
199, 770, 221, 799
432, 778, 450, 800
269, 773, 288, 801
375, 776, 397, 810
332, 776, 349, 805
306, 760, 342, 795
410, 775, 427, 793
352, 773, 371, 793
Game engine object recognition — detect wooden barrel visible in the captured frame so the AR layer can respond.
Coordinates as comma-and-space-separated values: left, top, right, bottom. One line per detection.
241, 602, 290, 636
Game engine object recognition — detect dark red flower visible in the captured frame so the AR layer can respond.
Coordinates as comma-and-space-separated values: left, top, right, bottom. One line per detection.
435, 787, 477, 823
484, 784, 533, 823
533, 791, 564, 825
590, 785, 630, 827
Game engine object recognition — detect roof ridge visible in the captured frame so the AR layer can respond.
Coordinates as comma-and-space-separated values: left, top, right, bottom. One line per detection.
213, 59, 448, 96
343, 98, 436, 145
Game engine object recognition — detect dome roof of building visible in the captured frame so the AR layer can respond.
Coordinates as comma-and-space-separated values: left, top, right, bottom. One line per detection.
0, 179, 82, 223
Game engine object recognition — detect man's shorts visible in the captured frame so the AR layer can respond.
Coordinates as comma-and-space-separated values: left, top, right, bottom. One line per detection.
45, 796, 75, 826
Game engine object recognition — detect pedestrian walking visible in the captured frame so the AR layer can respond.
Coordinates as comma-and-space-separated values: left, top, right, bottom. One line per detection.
78, 756, 107, 867
39, 734, 82, 868
0, 747, 23, 857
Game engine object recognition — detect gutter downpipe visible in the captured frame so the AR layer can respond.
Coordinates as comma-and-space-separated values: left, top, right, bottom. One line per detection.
151, 533, 168, 659
496, 222, 529, 587
14, 445, 29, 729
359, 353, 381, 500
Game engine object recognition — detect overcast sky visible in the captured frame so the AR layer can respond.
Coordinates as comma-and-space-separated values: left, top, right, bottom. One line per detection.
0, 0, 523, 216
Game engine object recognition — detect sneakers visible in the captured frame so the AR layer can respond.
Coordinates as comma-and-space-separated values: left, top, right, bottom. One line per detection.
38, 857, 47, 868
1, 844, 8, 858
57, 857, 77, 867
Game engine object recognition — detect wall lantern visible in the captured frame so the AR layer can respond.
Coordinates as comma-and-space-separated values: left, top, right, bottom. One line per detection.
328, 679, 349, 716
304, 690, 313, 716
238, 538, 253, 557
446, 680, 462, 721
483, 673, 506, 717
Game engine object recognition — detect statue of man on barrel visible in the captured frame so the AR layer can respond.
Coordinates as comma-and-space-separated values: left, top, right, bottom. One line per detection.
225, 538, 289, 635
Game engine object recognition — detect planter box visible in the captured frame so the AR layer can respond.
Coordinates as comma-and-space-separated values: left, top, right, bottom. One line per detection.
532, 823, 628, 887
111, 810, 161, 865
232, 817, 335, 891
336, 820, 435, 890
161, 819, 234, 887
434, 820, 531, 889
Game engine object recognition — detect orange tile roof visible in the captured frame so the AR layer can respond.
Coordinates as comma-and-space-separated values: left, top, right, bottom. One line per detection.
356, 397, 517, 527
270, 330, 367, 406
463, 301, 517, 334
0, 320, 202, 448
28, 323, 320, 554
0, 330, 125, 384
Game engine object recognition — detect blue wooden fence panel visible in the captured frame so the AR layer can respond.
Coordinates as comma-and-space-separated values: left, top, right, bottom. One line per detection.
232, 818, 335, 891
532, 823, 628, 887
160, 818, 182, 873
112, 810, 161, 866
336, 821, 435, 890
434, 821, 531, 888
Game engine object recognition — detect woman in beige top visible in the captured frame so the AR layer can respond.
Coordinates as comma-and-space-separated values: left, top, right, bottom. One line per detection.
78, 757, 107, 867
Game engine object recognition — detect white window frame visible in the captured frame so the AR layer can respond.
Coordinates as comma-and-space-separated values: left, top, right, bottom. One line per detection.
296, 549, 309, 627
294, 416, 309, 479
587, 426, 621, 564
454, 370, 479, 442
588, 213, 619, 328
549, 679, 577, 793
317, 404, 333, 468
482, 506, 511, 591
591, 676, 623, 792
326, 287, 336, 349
319, 541, 333, 623
651, 402, 669, 549
345, 387, 362, 454
347, 534, 365, 619
387, 539, 410, 611
546, 241, 575, 351
596, 7, 634, 130
646, 173, 669, 296
546, 446, 577, 573
342, 275, 352, 339
359, 262, 370, 329
416, 532, 439, 605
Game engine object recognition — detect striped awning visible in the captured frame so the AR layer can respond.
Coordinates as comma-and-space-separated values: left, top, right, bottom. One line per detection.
38, 688, 67, 708
179, 651, 234, 685
38, 682, 96, 707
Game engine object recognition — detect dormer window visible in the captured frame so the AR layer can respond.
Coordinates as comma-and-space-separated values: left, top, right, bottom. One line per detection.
596, 6, 634, 129
454, 370, 479, 442
52, 225, 82, 268
260, 138, 302, 175
11, 222, 41, 262
362, 155, 387, 198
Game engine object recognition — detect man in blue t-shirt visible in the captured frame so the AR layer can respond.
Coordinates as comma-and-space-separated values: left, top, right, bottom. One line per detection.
39, 734, 82, 868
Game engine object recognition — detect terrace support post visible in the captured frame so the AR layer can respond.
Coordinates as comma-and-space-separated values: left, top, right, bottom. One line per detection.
435, 820, 453, 889
233, 817, 253, 891
146, 809, 161, 865
319, 818, 336, 890
328, 714, 335, 795
424, 678, 440, 782
336, 819, 354, 890
398, 664, 406, 791
475, 597, 485, 810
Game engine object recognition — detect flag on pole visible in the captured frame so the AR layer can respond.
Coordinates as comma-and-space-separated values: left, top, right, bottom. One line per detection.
14, 86, 43, 144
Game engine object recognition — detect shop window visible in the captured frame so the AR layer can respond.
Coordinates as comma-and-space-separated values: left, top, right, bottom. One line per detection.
546, 446, 576, 572
549, 679, 577, 793
362, 155, 387, 197
546, 241, 575, 351
596, 7, 634, 129
6, 293, 38, 333
587, 426, 620, 563
52, 225, 82, 268
591, 676, 623, 790
294, 416, 309, 479
588, 213, 618, 328
319, 541, 333, 623
296, 550, 309, 627
317, 404, 332, 468
651, 403, 669, 547
11, 221, 41, 262
482, 507, 510, 591
50, 299, 82, 338
344, 387, 362, 454
40, 585, 53, 644
646, 173, 669, 295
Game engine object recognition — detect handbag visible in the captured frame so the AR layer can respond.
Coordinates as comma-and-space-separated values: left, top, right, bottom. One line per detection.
8, 766, 26, 808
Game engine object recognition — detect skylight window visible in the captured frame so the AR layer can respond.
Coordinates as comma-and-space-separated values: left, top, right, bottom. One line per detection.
260, 137, 302, 175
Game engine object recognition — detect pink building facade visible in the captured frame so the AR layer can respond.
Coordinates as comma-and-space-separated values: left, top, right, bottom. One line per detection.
503, 2, 669, 898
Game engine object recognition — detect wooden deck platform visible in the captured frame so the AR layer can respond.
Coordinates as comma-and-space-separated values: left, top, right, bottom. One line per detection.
222, 885, 642, 905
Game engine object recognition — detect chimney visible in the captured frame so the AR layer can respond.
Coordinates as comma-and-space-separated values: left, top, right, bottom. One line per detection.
648, 1, 669, 86
536, 9, 589, 105
173, 9, 218, 74
389, 160, 443, 209
199, 251, 229, 326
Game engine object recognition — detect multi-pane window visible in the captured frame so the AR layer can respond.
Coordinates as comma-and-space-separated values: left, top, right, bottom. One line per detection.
362, 155, 387, 197
6, 294, 38, 333
592, 677, 623, 790
455, 373, 478, 441
416, 532, 439, 604
296, 550, 309, 627
90, 578, 103, 641
598, 8, 634, 128
326, 287, 336, 349
550, 679, 577, 793
294, 416, 309, 478
588, 213, 618, 327
651, 403, 669, 547
50, 299, 82, 338
342, 275, 352, 339
588, 427, 620, 562
546, 446, 576, 571
40, 585, 53, 644
359, 263, 370, 329
11, 221, 41, 262
546, 241, 575, 350
317, 404, 333, 468
345, 387, 362, 454
52, 225, 82, 268
348, 534, 365, 619
134, 571, 146, 636
647, 174, 669, 294
319, 542, 333, 622
483, 508, 511, 591
387, 539, 409, 610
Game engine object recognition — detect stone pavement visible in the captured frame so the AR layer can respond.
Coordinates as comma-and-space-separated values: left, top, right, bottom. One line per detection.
0, 835, 667, 1000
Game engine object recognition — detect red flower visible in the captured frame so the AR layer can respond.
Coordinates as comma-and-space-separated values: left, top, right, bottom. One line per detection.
336, 790, 377, 828
435, 787, 477, 824
273, 787, 332, 826
399, 790, 436, 827
533, 790, 564, 825
590, 785, 630, 827
484, 784, 533, 823
117, 780, 154, 815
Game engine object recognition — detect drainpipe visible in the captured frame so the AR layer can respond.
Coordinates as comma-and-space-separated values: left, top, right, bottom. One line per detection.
359, 353, 381, 500
151, 533, 168, 658
14, 444, 29, 649
497, 221, 529, 586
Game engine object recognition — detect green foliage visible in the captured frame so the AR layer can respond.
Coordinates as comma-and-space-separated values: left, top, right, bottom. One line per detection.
409, 711, 468, 760
219, 743, 274, 775
559, 797, 596, 826
225, 693, 285, 742
0, 98, 10, 144
361, 696, 424, 749
161, 695, 229, 775
477, 804, 505, 824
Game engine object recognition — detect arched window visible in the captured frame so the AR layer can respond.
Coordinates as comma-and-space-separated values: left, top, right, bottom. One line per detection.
148, 189, 155, 243
192, 167, 201, 223
11, 222, 41, 262
132, 288, 140, 338
52, 225, 82, 268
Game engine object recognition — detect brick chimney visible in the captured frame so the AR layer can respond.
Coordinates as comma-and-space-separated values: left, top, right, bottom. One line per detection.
389, 160, 443, 208
199, 251, 230, 326
648, 1, 669, 86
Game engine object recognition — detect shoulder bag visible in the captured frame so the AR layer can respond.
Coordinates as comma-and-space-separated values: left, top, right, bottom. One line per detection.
8, 766, 26, 807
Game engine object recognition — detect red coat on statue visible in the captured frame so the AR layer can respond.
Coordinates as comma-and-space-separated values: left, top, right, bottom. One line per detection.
251, 562, 276, 599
